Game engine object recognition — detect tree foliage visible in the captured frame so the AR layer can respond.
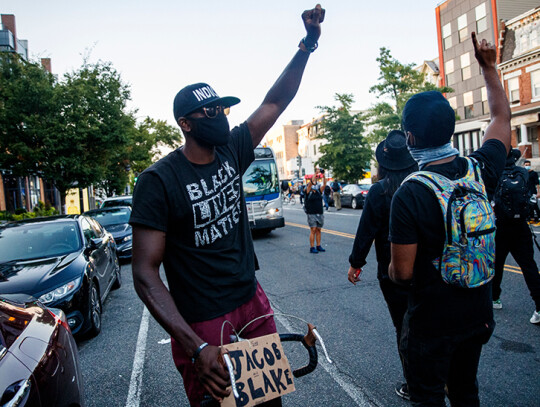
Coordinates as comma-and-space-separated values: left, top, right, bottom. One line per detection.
316, 94, 372, 183
0, 53, 183, 211
366, 47, 452, 143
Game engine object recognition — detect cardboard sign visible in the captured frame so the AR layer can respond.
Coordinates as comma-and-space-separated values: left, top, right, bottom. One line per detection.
221, 333, 295, 406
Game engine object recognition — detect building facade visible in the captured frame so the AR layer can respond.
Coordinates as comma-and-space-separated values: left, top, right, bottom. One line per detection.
435, 0, 539, 156
498, 7, 540, 159
297, 115, 328, 179
264, 120, 304, 180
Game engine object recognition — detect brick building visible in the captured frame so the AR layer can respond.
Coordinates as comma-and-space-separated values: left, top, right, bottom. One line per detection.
264, 120, 304, 180
435, 0, 539, 156
498, 7, 540, 160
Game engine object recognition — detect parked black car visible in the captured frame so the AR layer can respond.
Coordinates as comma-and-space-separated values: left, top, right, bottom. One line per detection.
100, 195, 132, 208
0, 215, 121, 338
0, 294, 84, 406
84, 206, 132, 260
341, 184, 372, 209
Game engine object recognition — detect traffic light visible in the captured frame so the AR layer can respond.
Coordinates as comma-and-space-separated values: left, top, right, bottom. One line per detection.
296, 156, 302, 167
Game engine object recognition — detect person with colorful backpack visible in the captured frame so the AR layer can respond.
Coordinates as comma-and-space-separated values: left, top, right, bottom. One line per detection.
491, 149, 540, 324
388, 33, 511, 406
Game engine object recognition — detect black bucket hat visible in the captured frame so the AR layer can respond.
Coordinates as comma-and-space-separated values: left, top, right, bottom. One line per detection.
173, 82, 240, 121
375, 130, 417, 171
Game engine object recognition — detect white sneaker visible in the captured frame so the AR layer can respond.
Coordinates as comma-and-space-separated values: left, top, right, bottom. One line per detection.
530, 310, 540, 324
492, 299, 502, 309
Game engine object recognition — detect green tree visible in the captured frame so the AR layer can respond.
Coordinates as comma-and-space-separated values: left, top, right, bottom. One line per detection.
41, 61, 134, 210
366, 47, 452, 143
98, 116, 183, 196
316, 94, 371, 182
0, 53, 57, 177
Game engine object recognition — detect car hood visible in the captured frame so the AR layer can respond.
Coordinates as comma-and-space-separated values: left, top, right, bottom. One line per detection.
0, 252, 83, 296
104, 223, 131, 237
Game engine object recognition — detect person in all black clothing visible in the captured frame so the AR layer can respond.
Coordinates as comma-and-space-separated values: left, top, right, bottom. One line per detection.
388, 33, 511, 406
524, 159, 540, 222
492, 150, 540, 324
348, 130, 417, 401
129, 5, 324, 406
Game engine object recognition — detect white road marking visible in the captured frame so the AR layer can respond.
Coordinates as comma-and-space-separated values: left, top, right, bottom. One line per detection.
158, 338, 171, 345
274, 313, 379, 407
126, 306, 150, 407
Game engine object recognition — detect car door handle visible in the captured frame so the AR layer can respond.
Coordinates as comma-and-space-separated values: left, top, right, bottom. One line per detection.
2, 379, 31, 407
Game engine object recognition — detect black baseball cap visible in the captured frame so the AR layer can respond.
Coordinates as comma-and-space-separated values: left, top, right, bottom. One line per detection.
402, 91, 455, 148
173, 82, 241, 121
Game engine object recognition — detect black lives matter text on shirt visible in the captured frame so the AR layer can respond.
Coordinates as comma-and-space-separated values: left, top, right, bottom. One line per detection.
389, 139, 507, 335
129, 122, 258, 323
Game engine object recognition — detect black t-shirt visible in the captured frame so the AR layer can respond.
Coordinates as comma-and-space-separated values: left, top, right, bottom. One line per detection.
389, 139, 506, 335
349, 180, 392, 280
305, 185, 323, 214
129, 122, 257, 323
527, 169, 539, 195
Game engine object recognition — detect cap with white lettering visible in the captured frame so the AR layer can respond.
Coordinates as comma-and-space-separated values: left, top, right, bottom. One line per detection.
173, 82, 241, 122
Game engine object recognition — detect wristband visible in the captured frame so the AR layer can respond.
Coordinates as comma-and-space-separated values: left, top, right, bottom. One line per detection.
299, 37, 318, 53
191, 342, 209, 364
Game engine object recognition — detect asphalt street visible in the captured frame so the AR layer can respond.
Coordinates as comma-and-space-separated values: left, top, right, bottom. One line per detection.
78, 203, 540, 407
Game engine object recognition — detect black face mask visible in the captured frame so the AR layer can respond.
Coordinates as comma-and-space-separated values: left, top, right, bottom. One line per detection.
188, 113, 230, 147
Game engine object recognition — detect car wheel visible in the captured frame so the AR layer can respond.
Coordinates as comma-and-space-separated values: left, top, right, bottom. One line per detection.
112, 254, 122, 290
87, 281, 102, 338
351, 198, 358, 210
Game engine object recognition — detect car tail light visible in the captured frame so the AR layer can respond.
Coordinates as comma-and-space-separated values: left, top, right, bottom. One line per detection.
47, 308, 71, 332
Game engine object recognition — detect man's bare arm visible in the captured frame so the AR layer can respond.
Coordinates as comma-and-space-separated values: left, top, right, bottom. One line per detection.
132, 226, 230, 402
388, 243, 417, 285
247, 4, 324, 147
472, 32, 511, 154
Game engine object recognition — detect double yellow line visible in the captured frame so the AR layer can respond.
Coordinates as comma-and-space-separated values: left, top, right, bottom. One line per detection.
285, 222, 524, 275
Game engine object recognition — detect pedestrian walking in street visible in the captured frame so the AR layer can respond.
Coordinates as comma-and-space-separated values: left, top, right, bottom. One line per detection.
305, 172, 326, 253
129, 5, 324, 406
524, 159, 540, 223
348, 130, 417, 401
388, 32, 511, 406
492, 149, 540, 324
299, 182, 306, 205
323, 179, 331, 210
331, 179, 342, 210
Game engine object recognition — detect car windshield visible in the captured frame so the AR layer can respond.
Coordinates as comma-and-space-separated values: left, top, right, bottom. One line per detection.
242, 159, 279, 198
102, 198, 132, 208
0, 221, 81, 263
87, 208, 131, 227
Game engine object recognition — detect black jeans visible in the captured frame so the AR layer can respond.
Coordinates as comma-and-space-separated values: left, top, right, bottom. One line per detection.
492, 219, 540, 311
401, 318, 494, 407
379, 278, 409, 379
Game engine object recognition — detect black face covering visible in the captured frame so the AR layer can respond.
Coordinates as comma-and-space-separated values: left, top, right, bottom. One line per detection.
188, 113, 230, 147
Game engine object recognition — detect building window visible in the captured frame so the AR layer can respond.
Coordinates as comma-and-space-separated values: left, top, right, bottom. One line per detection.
457, 14, 468, 43
461, 53, 471, 81
475, 3, 487, 33
448, 96, 458, 116
532, 70, 540, 99
445, 59, 457, 85
313, 144, 317, 155
531, 30, 539, 49
442, 23, 452, 50
507, 77, 520, 103
530, 127, 539, 157
463, 91, 474, 119
481, 86, 489, 115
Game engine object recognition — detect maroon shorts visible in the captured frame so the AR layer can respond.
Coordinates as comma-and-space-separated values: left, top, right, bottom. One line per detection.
171, 282, 277, 406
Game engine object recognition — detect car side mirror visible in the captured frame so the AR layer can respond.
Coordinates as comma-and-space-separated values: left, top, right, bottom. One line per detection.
87, 237, 103, 251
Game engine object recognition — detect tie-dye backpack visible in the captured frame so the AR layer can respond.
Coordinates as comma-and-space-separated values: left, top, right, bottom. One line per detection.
403, 157, 496, 288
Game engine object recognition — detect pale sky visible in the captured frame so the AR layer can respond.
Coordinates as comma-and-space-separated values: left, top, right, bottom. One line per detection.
1, 0, 441, 130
